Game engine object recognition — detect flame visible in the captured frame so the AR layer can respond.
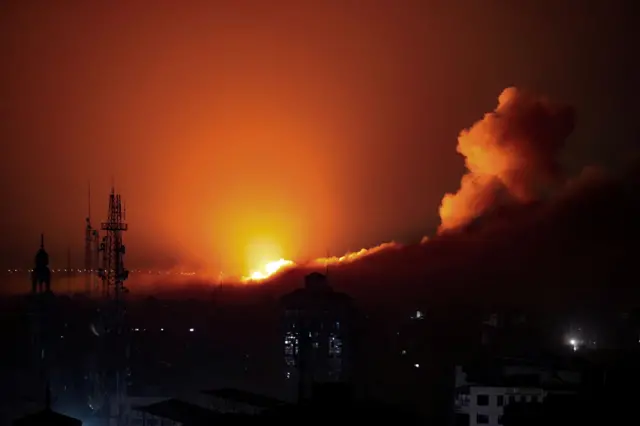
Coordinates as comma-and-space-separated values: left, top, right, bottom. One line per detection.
242, 242, 400, 282
243, 258, 294, 282
314, 242, 399, 265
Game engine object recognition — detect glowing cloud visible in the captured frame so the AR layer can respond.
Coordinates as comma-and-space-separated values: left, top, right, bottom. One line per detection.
438, 87, 575, 232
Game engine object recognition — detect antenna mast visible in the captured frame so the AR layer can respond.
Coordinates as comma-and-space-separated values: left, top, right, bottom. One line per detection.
84, 182, 95, 296
96, 186, 130, 425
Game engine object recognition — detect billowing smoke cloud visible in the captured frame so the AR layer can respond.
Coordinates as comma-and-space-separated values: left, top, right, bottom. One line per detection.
438, 87, 576, 232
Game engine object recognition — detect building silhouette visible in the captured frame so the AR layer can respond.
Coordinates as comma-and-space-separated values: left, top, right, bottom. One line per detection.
17, 236, 81, 425
31, 234, 51, 294
28, 234, 57, 406
280, 272, 355, 401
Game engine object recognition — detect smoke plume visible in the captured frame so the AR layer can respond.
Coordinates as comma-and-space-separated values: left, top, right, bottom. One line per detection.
438, 87, 575, 232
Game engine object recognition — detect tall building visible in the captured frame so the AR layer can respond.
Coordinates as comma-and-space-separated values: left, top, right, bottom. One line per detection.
28, 234, 55, 402
280, 272, 354, 401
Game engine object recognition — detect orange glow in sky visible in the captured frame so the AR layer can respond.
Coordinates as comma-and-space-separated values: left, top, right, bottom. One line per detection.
1, 2, 626, 281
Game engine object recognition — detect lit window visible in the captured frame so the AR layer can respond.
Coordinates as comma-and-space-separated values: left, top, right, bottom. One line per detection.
284, 331, 299, 357
329, 334, 342, 356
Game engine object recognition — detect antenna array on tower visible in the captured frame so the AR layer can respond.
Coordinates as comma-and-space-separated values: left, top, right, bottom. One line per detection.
85, 182, 96, 296
85, 186, 131, 426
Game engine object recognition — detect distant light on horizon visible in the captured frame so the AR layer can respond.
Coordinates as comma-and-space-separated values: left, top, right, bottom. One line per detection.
567, 337, 580, 351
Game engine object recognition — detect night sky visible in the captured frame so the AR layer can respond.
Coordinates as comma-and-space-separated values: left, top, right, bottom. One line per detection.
1, 1, 637, 278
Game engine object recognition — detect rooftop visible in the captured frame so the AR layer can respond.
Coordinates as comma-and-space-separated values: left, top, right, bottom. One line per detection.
133, 398, 228, 425
202, 388, 287, 408
280, 273, 354, 309
13, 408, 82, 426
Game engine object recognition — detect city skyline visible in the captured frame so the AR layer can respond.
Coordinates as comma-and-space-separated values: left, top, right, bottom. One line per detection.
1, 3, 639, 424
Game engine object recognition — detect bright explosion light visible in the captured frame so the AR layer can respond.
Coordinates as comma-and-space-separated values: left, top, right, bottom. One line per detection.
246, 258, 294, 281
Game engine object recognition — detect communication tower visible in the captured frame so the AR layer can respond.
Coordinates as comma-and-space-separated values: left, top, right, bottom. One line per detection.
85, 183, 100, 296
95, 187, 130, 425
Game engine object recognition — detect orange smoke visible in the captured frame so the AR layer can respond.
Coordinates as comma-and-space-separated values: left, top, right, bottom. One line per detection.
438, 87, 575, 232
243, 87, 577, 282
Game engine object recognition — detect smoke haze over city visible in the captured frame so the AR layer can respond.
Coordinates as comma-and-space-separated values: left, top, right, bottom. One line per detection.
1, 1, 637, 290
4, 3, 640, 426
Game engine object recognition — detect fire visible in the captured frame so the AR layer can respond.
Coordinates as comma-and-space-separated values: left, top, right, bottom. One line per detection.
242, 242, 400, 282
314, 242, 399, 265
239, 87, 576, 282
244, 258, 294, 282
